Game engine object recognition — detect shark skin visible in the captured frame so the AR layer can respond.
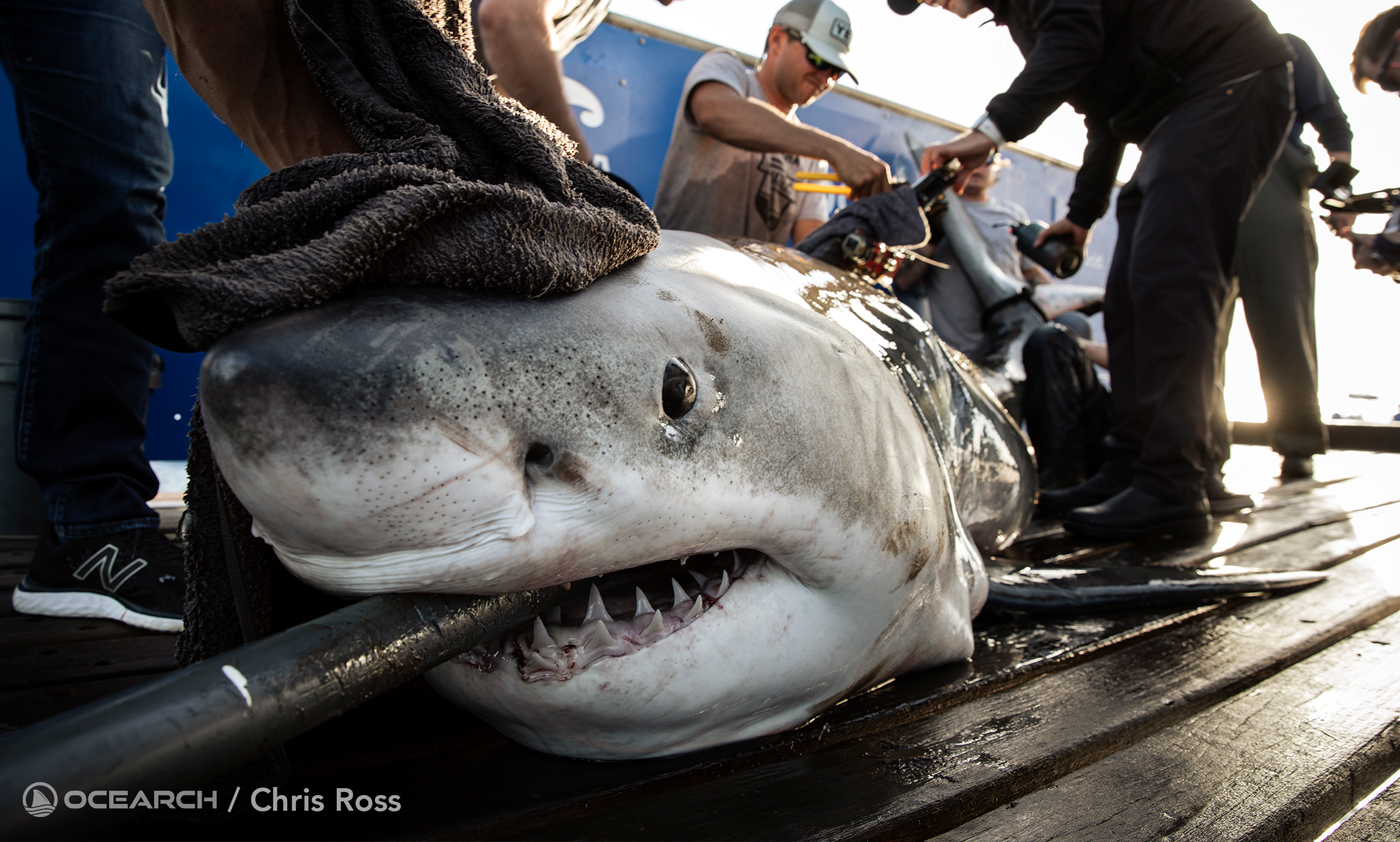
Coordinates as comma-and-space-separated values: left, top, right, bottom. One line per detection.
199, 230, 1035, 759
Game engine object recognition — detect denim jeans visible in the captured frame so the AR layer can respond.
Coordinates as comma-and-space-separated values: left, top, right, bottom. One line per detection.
0, 0, 172, 540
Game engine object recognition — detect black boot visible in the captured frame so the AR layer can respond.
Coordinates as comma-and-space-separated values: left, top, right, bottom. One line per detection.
1037, 470, 1130, 515
1064, 487, 1211, 541
1205, 473, 1254, 515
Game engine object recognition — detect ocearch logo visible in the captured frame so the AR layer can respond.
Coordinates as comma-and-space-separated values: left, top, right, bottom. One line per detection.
19, 783, 219, 817
22, 783, 57, 818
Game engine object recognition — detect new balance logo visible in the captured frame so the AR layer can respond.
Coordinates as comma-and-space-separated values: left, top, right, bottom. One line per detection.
74, 545, 147, 593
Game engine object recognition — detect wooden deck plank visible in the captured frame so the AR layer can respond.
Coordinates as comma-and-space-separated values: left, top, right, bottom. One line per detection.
0, 674, 177, 730
0, 613, 156, 647
0, 540, 32, 571
1009, 489, 1400, 572
1213, 501, 1400, 572
1006, 450, 1400, 570
932, 611, 1400, 842
1328, 772, 1400, 842
0, 631, 177, 693
519, 541, 1400, 841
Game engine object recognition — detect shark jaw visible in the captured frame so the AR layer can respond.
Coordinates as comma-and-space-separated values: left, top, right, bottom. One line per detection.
462, 549, 762, 682
424, 534, 979, 760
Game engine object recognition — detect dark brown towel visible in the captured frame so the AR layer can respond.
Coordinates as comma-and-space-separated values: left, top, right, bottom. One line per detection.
106, 0, 657, 353
102, 0, 660, 665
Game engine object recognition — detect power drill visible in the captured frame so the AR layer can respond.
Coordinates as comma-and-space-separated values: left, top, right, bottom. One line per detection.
1009, 220, 1084, 280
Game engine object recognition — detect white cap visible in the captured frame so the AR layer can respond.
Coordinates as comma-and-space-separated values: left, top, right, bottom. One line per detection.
773, 0, 858, 83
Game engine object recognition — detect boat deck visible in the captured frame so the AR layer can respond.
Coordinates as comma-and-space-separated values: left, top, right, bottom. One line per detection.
4, 444, 1400, 840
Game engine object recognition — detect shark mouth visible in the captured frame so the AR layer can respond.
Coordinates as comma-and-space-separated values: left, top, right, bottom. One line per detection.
458, 548, 766, 682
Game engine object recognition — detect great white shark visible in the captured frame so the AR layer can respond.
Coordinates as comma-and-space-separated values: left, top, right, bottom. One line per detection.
199, 231, 1034, 758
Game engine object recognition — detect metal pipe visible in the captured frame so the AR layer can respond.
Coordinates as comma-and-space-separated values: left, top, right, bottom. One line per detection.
0, 587, 566, 839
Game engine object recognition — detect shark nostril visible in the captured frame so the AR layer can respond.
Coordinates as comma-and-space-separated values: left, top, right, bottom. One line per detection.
525, 443, 555, 469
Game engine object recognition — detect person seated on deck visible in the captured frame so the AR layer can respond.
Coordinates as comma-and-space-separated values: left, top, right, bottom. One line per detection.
891, 159, 1110, 493
1345, 7, 1400, 278
471, 0, 678, 165
652, 0, 893, 245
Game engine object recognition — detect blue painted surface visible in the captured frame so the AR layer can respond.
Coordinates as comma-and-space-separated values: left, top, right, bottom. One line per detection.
0, 20, 1109, 460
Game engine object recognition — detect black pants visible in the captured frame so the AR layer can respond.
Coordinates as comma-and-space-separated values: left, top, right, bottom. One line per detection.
1024, 323, 1111, 489
1102, 65, 1294, 503
1210, 140, 1327, 466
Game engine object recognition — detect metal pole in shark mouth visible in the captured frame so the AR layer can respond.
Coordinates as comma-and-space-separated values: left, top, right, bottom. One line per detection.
0, 587, 565, 840
939, 192, 1048, 418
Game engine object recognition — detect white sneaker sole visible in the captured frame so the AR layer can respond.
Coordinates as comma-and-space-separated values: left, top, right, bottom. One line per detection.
12, 586, 184, 633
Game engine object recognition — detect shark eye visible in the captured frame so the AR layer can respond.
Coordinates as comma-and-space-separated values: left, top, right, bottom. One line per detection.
661, 358, 696, 419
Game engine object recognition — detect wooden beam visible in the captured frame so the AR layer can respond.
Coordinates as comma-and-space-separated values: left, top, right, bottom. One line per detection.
1232, 420, 1400, 453
933, 610, 1400, 842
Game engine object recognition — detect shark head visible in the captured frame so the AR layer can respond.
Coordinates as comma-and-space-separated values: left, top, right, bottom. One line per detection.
199, 232, 1028, 758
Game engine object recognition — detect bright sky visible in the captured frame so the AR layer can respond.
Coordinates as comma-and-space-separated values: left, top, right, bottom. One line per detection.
613, 0, 1400, 425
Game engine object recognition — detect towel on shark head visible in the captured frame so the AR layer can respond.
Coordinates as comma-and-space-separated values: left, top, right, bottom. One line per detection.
105, 0, 658, 353
100, 0, 660, 667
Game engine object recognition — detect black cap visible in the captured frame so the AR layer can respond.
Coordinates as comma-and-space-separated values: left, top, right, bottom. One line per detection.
888, 0, 922, 14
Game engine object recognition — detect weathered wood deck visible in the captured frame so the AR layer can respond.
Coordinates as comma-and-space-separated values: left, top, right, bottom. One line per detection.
3, 444, 1399, 840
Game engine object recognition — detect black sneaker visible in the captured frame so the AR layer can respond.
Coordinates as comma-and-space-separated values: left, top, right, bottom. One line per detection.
12, 528, 185, 633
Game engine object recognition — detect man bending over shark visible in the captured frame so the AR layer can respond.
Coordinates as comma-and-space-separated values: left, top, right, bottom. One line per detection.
653, 0, 893, 245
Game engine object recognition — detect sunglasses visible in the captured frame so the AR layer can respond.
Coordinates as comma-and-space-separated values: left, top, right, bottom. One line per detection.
784, 28, 844, 80
1378, 37, 1399, 93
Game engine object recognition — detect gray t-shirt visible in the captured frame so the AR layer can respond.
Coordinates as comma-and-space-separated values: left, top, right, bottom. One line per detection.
653, 50, 832, 244
916, 196, 1034, 355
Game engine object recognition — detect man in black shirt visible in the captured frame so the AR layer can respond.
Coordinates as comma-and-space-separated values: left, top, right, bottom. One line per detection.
904, 0, 1295, 540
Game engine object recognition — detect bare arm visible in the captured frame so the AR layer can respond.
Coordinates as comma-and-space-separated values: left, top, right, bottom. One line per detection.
689, 81, 892, 199
1078, 338, 1108, 368
793, 218, 823, 242
476, 0, 590, 162
142, 0, 360, 171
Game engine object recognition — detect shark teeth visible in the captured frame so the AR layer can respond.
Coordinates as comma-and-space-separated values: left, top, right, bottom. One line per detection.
458, 548, 762, 681
584, 584, 613, 624
533, 616, 555, 649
